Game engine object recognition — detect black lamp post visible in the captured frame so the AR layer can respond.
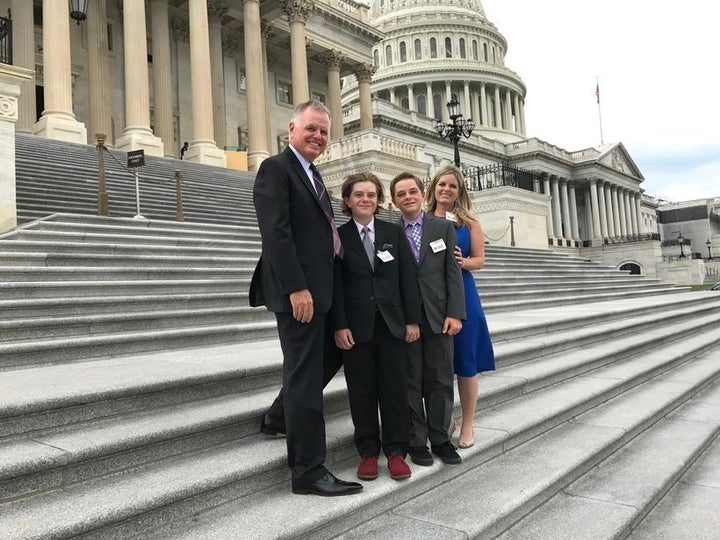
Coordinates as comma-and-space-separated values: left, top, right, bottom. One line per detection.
69, 0, 89, 24
707, 239, 713, 260
678, 233, 686, 259
434, 98, 474, 167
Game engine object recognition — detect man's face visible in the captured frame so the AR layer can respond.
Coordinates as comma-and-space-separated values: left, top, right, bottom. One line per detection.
392, 179, 424, 219
288, 108, 330, 162
344, 181, 378, 223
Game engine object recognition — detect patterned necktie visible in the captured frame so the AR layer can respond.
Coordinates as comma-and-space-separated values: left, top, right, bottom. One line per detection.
310, 164, 343, 258
410, 221, 422, 259
361, 226, 375, 269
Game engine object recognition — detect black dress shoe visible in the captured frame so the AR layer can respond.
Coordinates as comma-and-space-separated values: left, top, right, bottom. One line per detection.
260, 414, 285, 436
292, 471, 363, 497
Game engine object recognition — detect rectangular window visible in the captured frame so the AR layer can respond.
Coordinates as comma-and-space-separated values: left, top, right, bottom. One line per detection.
237, 64, 246, 93
278, 80, 292, 104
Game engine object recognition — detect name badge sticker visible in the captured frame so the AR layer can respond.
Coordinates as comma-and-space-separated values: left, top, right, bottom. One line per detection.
445, 211, 458, 222
430, 239, 447, 253
377, 250, 395, 263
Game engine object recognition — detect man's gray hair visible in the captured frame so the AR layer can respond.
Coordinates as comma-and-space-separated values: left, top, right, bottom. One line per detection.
291, 99, 331, 122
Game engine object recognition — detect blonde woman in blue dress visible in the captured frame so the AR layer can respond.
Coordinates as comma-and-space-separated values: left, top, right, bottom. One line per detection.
426, 165, 496, 448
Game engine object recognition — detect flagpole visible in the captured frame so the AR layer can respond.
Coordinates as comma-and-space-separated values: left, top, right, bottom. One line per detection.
596, 76, 604, 145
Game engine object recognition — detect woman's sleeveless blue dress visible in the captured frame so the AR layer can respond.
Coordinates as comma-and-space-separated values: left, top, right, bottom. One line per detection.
454, 225, 495, 376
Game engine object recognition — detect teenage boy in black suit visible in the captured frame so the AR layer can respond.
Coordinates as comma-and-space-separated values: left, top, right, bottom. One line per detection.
330, 173, 421, 481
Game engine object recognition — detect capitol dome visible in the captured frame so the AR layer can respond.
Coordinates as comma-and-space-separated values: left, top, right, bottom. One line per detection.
343, 0, 527, 143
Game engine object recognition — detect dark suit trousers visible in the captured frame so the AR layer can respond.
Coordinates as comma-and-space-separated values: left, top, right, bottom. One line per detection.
343, 312, 410, 458
265, 323, 343, 427
406, 319, 455, 447
275, 312, 328, 486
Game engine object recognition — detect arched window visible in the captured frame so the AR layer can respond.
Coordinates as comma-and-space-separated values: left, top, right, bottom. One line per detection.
401, 97, 409, 110
433, 93, 443, 119
445, 37, 452, 58
400, 42, 407, 62
417, 94, 427, 116
430, 38, 437, 58
483, 42, 488, 62
373, 49, 379, 68
472, 40, 478, 60
619, 262, 642, 275
459, 38, 466, 59
414, 39, 422, 60
385, 44, 393, 66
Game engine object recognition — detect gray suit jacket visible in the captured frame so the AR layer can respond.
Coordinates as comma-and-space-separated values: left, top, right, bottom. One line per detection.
403, 212, 466, 334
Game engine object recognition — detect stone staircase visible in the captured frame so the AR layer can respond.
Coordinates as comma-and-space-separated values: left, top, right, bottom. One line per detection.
3, 133, 718, 538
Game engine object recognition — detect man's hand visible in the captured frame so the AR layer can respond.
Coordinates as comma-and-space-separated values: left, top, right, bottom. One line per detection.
442, 317, 462, 336
405, 323, 420, 343
334, 328, 355, 350
289, 289, 314, 323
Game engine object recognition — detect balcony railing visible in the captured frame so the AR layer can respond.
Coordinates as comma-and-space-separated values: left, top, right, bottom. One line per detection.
0, 10, 11, 65
462, 163, 539, 192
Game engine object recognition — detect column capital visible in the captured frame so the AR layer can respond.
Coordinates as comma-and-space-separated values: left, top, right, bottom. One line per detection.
261, 19, 275, 42
171, 17, 190, 43
589, 177, 598, 186
207, 0, 229, 21
355, 62, 376, 83
284, 0, 314, 23
222, 35, 242, 59
319, 49, 344, 70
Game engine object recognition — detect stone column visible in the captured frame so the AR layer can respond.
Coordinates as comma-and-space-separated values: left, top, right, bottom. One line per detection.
480, 83, 488, 127
597, 181, 608, 239
408, 84, 415, 112
320, 50, 344, 140
617, 188, 627, 238
584, 189, 594, 240
589, 178, 602, 243
505, 88, 512, 130
634, 193, 643, 235
543, 176, 555, 241
183, 0, 226, 166
116, 0, 163, 155
284, 0, 311, 104
518, 97, 526, 135
629, 191, 639, 237
463, 80, 470, 119
611, 185, 622, 238
426, 82, 432, 117
513, 93, 521, 133
208, 0, 229, 149
568, 181, 580, 241
10, 0, 35, 133
605, 184, 616, 238
260, 22, 274, 153
389, 87, 396, 106
493, 85, 502, 128
151, 0, 175, 156
356, 63, 375, 131
87, 0, 113, 145
550, 176, 563, 240
623, 189, 634, 236
0, 66, 32, 233
560, 179, 572, 241
32, 0, 87, 143
444, 81, 451, 121
244, 0, 269, 170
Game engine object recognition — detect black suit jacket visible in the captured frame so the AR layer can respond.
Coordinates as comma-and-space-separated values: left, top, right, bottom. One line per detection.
401, 212, 466, 334
249, 147, 335, 314
330, 218, 421, 343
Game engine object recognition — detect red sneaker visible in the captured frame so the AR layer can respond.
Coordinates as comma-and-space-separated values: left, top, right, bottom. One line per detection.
357, 455, 379, 480
387, 453, 412, 480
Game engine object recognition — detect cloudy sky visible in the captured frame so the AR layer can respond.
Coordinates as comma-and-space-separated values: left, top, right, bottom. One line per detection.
482, 0, 720, 202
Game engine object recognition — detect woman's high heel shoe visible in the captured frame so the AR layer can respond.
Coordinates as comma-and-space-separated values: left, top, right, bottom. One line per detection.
458, 436, 475, 449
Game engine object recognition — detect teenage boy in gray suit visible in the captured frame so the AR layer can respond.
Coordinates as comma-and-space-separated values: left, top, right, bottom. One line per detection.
390, 172, 466, 466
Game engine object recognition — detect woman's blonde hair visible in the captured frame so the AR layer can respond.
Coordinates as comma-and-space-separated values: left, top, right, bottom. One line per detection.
425, 165, 476, 227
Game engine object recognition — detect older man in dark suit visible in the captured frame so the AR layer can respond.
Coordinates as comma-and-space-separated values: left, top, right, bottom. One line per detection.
249, 100, 361, 497
390, 172, 466, 467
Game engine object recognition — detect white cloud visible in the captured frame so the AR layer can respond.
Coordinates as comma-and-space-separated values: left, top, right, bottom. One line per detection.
482, 0, 720, 199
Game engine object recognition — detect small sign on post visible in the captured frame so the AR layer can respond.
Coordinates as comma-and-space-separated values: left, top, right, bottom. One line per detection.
127, 149, 146, 219
127, 149, 145, 168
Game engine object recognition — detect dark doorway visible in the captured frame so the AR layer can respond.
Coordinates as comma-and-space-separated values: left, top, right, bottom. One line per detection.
35, 85, 44, 121
619, 262, 641, 275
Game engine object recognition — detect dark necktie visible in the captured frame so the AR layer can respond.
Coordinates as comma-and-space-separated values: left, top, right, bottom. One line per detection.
361, 226, 375, 269
310, 164, 343, 258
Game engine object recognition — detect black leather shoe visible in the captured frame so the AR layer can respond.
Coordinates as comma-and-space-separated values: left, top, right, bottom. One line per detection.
260, 414, 285, 436
292, 471, 363, 497
431, 441, 462, 465
409, 445, 434, 466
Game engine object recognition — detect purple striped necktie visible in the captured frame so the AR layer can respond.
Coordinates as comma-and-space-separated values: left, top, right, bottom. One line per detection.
310, 164, 343, 258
